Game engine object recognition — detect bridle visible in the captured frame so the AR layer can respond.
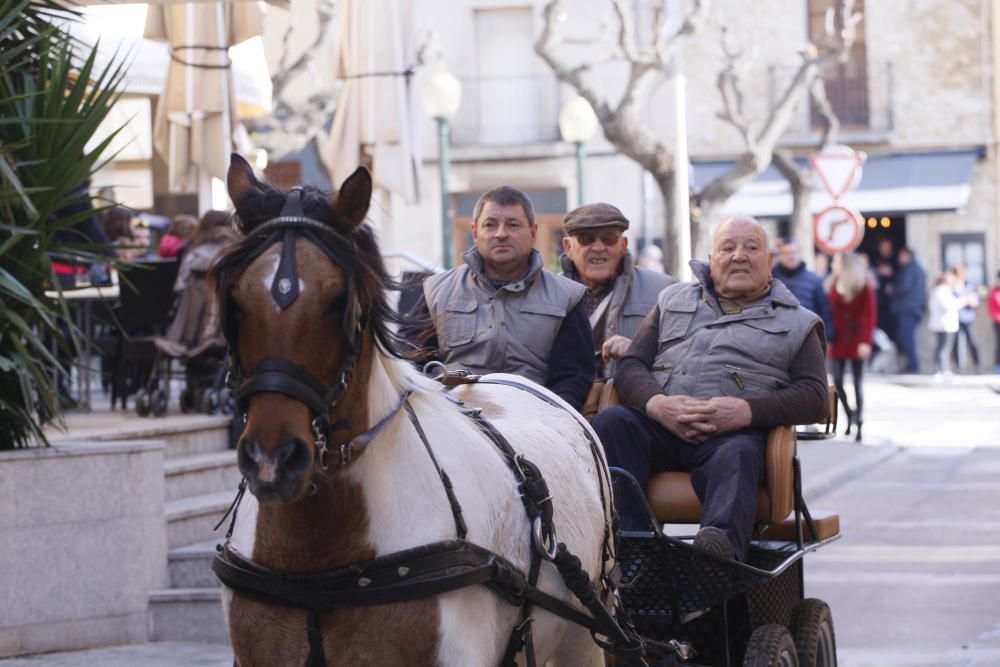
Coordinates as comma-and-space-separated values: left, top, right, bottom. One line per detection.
223, 189, 364, 469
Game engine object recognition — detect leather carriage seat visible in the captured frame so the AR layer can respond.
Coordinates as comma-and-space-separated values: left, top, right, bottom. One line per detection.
595, 380, 840, 542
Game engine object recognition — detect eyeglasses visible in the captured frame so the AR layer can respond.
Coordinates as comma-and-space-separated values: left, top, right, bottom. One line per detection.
574, 231, 622, 246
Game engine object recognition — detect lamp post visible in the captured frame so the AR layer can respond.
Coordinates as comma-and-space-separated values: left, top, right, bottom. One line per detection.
559, 95, 598, 207
419, 67, 462, 269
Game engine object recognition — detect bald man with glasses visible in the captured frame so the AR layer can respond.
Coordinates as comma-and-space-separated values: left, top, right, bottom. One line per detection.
559, 203, 675, 378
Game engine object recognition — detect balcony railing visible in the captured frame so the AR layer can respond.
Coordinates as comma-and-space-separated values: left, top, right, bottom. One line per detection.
768, 61, 894, 141
450, 74, 562, 146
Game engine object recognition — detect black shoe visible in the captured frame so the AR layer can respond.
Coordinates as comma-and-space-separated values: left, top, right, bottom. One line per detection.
693, 527, 736, 560
854, 421, 863, 442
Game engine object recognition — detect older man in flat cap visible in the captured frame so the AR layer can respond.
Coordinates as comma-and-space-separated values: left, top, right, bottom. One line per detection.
560, 203, 675, 378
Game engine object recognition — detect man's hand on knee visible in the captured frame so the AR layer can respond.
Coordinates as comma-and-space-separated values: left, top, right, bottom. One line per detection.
645, 394, 718, 444
698, 397, 752, 434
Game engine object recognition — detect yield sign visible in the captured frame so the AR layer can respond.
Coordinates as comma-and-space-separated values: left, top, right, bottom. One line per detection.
810, 144, 867, 200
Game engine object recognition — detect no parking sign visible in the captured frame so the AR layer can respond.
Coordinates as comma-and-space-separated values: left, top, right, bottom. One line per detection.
813, 205, 865, 254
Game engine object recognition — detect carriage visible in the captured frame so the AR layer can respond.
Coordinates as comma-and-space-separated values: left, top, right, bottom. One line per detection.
607, 388, 841, 667
211, 154, 842, 667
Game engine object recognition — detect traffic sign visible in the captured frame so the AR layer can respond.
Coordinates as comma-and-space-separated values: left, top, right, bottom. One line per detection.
810, 144, 866, 200
813, 205, 865, 254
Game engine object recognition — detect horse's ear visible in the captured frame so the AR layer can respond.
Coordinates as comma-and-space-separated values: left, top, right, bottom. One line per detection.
227, 153, 262, 205
332, 166, 372, 229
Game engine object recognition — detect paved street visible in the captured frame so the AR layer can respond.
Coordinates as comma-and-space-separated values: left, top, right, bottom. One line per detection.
4, 374, 999, 666
806, 374, 1000, 666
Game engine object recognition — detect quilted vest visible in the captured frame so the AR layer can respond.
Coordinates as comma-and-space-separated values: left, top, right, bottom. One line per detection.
651, 260, 822, 400
424, 249, 586, 384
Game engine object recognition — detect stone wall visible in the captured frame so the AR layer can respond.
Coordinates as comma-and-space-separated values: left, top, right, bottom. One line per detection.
0, 441, 168, 658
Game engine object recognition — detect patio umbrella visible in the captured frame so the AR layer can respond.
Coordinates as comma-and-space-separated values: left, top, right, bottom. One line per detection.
144, 1, 263, 193
320, 0, 422, 204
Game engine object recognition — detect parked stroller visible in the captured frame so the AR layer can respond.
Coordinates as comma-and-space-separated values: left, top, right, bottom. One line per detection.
135, 262, 231, 417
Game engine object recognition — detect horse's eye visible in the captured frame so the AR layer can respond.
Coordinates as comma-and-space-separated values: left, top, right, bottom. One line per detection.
328, 293, 348, 314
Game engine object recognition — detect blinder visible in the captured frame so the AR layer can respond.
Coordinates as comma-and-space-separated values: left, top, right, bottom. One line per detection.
222, 193, 366, 465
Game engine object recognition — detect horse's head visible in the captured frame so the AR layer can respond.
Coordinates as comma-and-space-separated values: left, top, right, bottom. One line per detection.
214, 154, 393, 504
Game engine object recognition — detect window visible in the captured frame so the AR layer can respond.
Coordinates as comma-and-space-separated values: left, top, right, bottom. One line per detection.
941, 232, 987, 288
808, 0, 869, 128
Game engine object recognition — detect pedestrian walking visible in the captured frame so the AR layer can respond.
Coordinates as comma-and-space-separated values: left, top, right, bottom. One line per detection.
826, 252, 876, 441
950, 265, 982, 372
987, 270, 1000, 374
873, 238, 897, 342
773, 237, 835, 341
928, 271, 962, 376
890, 247, 927, 373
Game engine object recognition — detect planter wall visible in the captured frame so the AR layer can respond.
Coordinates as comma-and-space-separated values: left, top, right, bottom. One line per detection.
0, 440, 168, 658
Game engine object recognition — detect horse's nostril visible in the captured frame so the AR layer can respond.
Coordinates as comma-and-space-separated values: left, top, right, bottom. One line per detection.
237, 438, 259, 478
279, 436, 311, 478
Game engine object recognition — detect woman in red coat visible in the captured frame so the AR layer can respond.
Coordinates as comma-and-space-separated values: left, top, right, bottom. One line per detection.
827, 252, 877, 441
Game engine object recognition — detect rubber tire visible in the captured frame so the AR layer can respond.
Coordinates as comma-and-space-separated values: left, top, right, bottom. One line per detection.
180, 388, 194, 414
152, 389, 169, 417
743, 624, 799, 667
201, 389, 219, 415
790, 598, 837, 667
135, 390, 151, 417
218, 387, 235, 416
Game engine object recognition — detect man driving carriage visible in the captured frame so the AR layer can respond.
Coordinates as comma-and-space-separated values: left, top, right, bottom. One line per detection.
593, 217, 829, 562
402, 185, 595, 410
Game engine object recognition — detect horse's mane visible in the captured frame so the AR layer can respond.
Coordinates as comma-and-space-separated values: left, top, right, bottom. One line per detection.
211, 181, 406, 359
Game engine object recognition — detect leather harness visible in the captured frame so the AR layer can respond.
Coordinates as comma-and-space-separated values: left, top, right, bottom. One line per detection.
213, 201, 647, 667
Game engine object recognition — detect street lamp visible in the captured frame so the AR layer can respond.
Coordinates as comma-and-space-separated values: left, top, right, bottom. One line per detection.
419, 67, 462, 269
559, 95, 598, 207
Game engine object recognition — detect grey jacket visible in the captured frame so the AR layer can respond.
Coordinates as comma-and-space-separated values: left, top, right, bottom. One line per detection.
651, 260, 822, 401
560, 253, 675, 375
423, 248, 586, 384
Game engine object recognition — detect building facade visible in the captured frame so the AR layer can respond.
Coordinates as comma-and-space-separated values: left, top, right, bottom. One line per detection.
386, 0, 999, 370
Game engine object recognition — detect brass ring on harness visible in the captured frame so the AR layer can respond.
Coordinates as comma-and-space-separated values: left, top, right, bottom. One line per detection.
532, 515, 558, 562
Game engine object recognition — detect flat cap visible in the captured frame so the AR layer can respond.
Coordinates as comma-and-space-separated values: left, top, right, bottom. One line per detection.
562, 203, 630, 234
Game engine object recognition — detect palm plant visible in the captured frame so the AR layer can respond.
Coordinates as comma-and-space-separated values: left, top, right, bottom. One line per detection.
0, 0, 126, 448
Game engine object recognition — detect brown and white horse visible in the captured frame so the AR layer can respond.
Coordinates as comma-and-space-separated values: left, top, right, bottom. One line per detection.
213, 155, 611, 666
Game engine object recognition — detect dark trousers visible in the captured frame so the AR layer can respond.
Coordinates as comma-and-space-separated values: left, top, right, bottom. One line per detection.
952, 321, 981, 368
933, 331, 955, 373
593, 405, 766, 559
831, 358, 864, 424
995, 322, 1000, 367
895, 312, 921, 373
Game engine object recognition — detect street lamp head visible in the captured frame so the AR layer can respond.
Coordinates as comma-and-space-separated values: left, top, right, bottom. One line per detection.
420, 68, 463, 120
559, 95, 598, 144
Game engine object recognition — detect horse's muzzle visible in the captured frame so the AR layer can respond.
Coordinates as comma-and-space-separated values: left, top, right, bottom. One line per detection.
238, 435, 312, 502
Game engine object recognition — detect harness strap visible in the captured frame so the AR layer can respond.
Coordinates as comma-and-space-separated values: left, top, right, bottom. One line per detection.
305, 609, 326, 667
235, 358, 330, 415
405, 402, 468, 540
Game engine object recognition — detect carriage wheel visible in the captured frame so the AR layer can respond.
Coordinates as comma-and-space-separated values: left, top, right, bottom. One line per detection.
201, 389, 219, 415
790, 598, 837, 667
152, 389, 169, 417
218, 388, 236, 416
180, 388, 194, 414
135, 390, 151, 417
743, 624, 799, 667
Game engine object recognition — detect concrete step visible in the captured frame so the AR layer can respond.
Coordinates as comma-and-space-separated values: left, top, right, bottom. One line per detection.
53, 413, 234, 458
148, 588, 228, 644
165, 451, 241, 501
166, 491, 234, 549
169, 541, 220, 589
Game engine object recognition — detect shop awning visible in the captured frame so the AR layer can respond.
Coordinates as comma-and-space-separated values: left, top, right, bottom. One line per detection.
691, 149, 983, 218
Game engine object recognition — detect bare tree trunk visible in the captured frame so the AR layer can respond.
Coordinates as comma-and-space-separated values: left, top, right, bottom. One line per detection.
653, 172, 682, 276
773, 150, 816, 266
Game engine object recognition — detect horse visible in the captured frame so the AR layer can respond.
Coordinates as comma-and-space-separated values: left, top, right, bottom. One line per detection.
212, 154, 615, 666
